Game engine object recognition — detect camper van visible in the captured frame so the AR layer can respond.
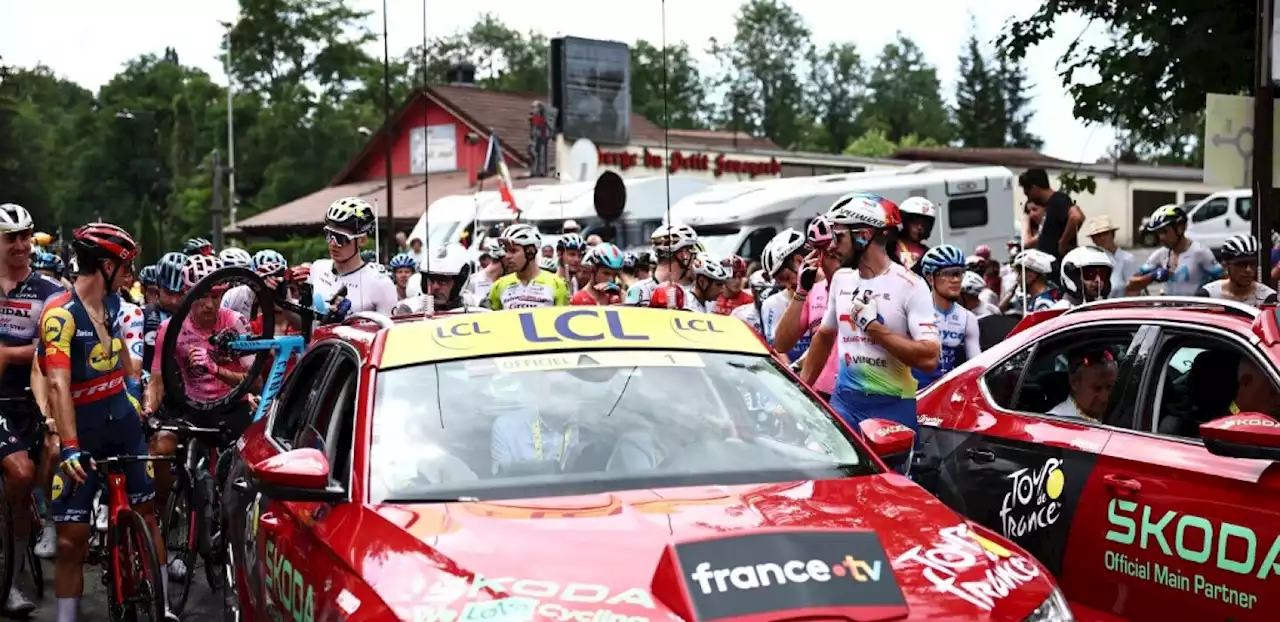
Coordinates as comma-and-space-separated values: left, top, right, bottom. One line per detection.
667, 165, 1017, 261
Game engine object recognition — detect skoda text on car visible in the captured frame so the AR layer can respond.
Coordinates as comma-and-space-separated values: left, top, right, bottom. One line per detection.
220, 306, 1072, 621
916, 296, 1280, 621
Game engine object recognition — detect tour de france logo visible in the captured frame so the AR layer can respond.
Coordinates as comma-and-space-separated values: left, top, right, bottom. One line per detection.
999, 457, 1066, 539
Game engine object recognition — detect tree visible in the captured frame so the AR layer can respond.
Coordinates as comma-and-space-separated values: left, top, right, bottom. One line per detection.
807, 43, 866, 153
996, 54, 1043, 149
861, 35, 952, 145
630, 40, 706, 130
709, 0, 814, 148
843, 128, 939, 158
414, 14, 547, 92
953, 30, 1006, 148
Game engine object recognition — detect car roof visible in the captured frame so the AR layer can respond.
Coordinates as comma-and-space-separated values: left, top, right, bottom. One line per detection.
369, 306, 768, 368
1008, 297, 1265, 346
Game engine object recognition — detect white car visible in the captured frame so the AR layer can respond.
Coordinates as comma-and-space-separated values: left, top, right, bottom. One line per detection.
1183, 189, 1252, 250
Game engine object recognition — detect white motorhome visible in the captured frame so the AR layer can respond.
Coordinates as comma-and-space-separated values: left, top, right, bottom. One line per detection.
667, 165, 1017, 260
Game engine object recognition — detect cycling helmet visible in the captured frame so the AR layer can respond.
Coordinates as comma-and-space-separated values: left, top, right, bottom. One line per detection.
1142, 204, 1188, 233
961, 271, 986, 296
1060, 245, 1115, 299
919, 244, 966, 276
389, 253, 417, 270
974, 244, 993, 259
137, 264, 159, 286
807, 215, 834, 248
252, 249, 288, 277
181, 254, 223, 291
622, 251, 638, 270
31, 251, 61, 273
326, 197, 376, 236
360, 250, 377, 263
183, 237, 213, 256
1220, 234, 1262, 261
0, 203, 34, 232
585, 243, 625, 271
219, 247, 253, 267
650, 223, 699, 253
692, 252, 732, 282
726, 255, 748, 278
899, 197, 937, 220
480, 237, 506, 259
557, 233, 587, 252
965, 255, 985, 272
288, 264, 311, 283
156, 252, 189, 293
748, 269, 773, 299
827, 195, 890, 229
1012, 249, 1056, 275
73, 223, 139, 263
538, 255, 559, 272
501, 223, 542, 248
369, 262, 390, 276
761, 228, 807, 277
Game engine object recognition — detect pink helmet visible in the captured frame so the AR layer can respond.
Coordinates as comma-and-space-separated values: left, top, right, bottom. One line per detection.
975, 244, 992, 259
807, 215, 834, 249
181, 254, 223, 291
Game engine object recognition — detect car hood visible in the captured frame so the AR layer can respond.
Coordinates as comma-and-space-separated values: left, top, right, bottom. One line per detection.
345, 475, 1055, 621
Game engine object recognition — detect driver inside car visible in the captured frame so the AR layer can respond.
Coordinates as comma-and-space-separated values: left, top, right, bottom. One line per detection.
1047, 348, 1118, 421
488, 372, 585, 475
1231, 357, 1280, 417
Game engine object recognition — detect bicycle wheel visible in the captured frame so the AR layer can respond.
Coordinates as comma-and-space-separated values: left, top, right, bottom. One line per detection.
162, 472, 198, 614
26, 538, 41, 601
0, 478, 13, 606
109, 509, 166, 622
161, 266, 275, 414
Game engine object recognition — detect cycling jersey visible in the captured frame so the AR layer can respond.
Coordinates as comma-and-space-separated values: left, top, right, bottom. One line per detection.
761, 291, 806, 361
1028, 290, 1057, 313
570, 287, 622, 306
0, 271, 64, 395
308, 259, 399, 315
624, 278, 699, 311
220, 284, 257, 317
971, 301, 1001, 318
798, 280, 837, 396
715, 290, 753, 316
37, 291, 137, 427
466, 271, 498, 305
897, 240, 928, 273
1196, 280, 1279, 305
488, 271, 570, 309
689, 295, 719, 314
151, 308, 252, 405
117, 300, 145, 402
730, 303, 763, 336
1138, 241, 1224, 296
559, 270, 582, 296
912, 304, 980, 388
141, 303, 172, 373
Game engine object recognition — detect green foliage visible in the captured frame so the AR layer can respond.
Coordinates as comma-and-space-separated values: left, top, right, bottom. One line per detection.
843, 129, 939, 158
1057, 171, 1098, 196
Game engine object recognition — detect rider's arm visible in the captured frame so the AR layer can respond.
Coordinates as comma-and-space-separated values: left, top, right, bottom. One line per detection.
30, 351, 52, 426
1127, 248, 1163, 294
772, 293, 808, 355
374, 275, 399, 315
801, 295, 841, 386
39, 307, 80, 444
868, 280, 940, 373
554, 276, 570, 306
1194, 285, 1211, 298
0, 343, 35, 372
144, 319, 169, 414
964, 312, 982, 361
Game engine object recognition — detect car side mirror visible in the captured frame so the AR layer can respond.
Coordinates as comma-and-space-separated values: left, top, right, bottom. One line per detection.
249, 448, 345, 503
858, 419, 915, 461
1200, 413, 1280, 461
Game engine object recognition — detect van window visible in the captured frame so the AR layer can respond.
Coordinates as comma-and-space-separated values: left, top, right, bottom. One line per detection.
740, 227, 776, 261
1192, 198, 1228, 222
1237, 197, 1253, 220
947, 197, 988, 229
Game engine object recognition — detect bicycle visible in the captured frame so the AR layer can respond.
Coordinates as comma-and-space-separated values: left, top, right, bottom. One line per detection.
0, 389, 49, 608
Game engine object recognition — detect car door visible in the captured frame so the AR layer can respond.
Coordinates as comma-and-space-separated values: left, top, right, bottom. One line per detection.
928, 324, 1146, 581
1065, 326, 1280, 621
1188, 196, 1230, 249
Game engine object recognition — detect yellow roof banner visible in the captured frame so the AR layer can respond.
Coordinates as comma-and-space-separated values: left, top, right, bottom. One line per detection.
378, 307, 767, 368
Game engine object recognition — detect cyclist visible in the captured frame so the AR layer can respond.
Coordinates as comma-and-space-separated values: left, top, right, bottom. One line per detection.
914, 245, 980, 389
217, 247, 252, 268
142, 252, 188, 373
619, 252, 642, 292
137, 264, 159, 306
897, 197, 937, 274
1197, 234, 1278, 304
1056, 245, 1116, 309
538, 255, 559, 273
1004, 249, 1058, 314
557, 233, 588, 294
571, 243, 625, 306
801, 195, 939, 440
32, 250, 64, 282
960, 272, 1001, 319
221, 249, 288, 318
625, 223, 700, 309
688, 252, 730, 313
731, 270, 775, 337
182, 237, 213, 257
1128, 203, 1223, 296
0, 203, 63, 614
388, 252, 417, 300
759, 228, 810, 361
360, 249, 377, 263
394, 244, 484, 314
309, 197, 398, 316
489, 224, 569, 310
714, 255, 752, 315
775, 217, 845, 402
39, 223, 178, 621
466, 237, 505, 304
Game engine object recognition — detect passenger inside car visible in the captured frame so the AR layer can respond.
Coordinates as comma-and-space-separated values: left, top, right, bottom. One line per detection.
1232, 357, 1280, 417
1047, 348, 1117, 421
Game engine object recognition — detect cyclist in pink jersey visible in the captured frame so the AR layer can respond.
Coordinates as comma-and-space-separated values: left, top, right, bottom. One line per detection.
774, 216, 843, 401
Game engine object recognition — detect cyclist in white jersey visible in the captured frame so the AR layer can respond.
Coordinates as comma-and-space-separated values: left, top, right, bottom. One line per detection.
464, 237, 506, 304
556, 233, 587, 295
731, 271, 774, 336
625, 223, 701, 311
758, 228, 812, 361
221, 249, 288, 317
1129, 203, 1223, 296
801, 195, 939, 442
1055, 245, 1115, 309
307, 197, 398, 316
688, 251, 730, 313
1008, 249, 1058, 314
913, 245, 980, 389
1196, 234, 1278, 305
488, 224, 570, 309
960, 272, 1001, 318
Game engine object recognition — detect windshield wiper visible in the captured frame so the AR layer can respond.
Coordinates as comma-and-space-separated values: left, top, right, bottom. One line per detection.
382, 495, 480, 504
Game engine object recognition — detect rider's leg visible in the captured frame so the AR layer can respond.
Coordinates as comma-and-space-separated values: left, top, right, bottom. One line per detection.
53, 474, 94, 622
35, 432, 58, 558
149, 430, 176, 524
123, 417, 170, 607
0, 449, 36, 613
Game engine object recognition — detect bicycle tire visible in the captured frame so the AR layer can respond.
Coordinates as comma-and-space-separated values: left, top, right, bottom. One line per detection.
26, 539, 41, 601
0, 477, 13, 607
163, 473, 198, 614
161, 266, 275, 414
109, 509, 166, 622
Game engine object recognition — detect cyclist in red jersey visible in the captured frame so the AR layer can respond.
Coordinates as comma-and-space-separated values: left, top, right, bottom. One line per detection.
714, 255, 752, 315
570, 243, 624, 306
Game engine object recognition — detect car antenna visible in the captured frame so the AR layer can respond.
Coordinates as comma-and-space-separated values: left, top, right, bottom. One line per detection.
660, 0, 678, 308
420, 0, 434, 318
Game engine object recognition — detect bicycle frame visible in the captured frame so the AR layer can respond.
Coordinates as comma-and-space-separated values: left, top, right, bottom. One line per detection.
101, 461, 136, 606
221, 334, 308, 422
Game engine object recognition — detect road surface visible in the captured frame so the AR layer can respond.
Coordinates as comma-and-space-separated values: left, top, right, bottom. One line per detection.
19, 558, 223, 621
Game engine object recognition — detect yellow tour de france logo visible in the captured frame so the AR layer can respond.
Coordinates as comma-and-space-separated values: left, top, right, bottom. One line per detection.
1045, 466, 1065, 500
88, 340, 121, 372
51, 473, 65, 500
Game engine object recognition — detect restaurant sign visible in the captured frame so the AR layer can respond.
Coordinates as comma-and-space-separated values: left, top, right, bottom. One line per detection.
598, 148, 782, 178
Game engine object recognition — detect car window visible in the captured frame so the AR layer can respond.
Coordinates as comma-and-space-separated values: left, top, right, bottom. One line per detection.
1237, 197, 1253, 220
1191, 198, 1228, 222
295, 352, 359, 485
1144, 331, 1280, 440
368, 350, 874, 503
269, 346, 333, 448
981, 328, 1141, 424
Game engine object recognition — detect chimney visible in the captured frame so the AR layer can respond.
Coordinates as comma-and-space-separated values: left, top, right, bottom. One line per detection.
445, 61, 477, 86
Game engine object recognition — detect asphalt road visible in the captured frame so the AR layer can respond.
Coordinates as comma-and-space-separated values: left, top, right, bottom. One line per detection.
16, 558, 223, 621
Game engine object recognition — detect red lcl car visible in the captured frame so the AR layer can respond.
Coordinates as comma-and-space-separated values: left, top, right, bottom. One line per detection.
917, 297, 1280, 621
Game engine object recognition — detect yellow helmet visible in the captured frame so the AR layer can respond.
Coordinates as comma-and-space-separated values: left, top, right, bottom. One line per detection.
33, 232, 53, 246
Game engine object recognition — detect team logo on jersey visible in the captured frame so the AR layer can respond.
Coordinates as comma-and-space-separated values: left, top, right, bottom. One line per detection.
42, 315, 66, 344
51, 474, 65, 500
145, 461, 155, 480
88, 340, 121, 372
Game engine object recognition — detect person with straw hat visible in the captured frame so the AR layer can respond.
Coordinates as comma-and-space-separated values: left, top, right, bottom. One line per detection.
1085, 215, 1137, 298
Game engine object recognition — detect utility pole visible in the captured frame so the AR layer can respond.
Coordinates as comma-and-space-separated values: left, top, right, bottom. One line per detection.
210, 149, 226, 251
225, 31, 238, 228
1255, 0, 1276, 286
381, 0, 395, 261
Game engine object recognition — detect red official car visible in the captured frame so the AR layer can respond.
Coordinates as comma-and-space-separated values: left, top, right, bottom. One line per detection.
220, 306, 1072, 622
917, 296, 1280, 622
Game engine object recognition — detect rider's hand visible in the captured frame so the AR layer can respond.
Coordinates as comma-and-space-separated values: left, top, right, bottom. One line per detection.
594, 281, 619, 293
247, 394, 261, 411
849, 289, 884, 332
59, 441, 92, 485
1152, 267, 1170, 283
189, 347, 219, 377
796, 258, 819, 298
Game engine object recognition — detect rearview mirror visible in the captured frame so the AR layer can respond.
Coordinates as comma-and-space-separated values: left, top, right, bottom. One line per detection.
1200, 413, 1280, 461
250, 448, 345, 503
858, 419, 915, 461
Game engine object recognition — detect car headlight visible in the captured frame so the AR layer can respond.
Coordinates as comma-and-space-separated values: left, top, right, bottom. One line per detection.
1023, 587, 1074, 622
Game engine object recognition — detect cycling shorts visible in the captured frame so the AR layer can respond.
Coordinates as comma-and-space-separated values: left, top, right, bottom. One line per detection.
830, 389, 919, 443
0, 398, 41, 463
52, 414, 155, 523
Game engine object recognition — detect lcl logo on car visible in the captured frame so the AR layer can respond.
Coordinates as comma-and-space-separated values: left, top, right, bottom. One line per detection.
675, 531, 906, 621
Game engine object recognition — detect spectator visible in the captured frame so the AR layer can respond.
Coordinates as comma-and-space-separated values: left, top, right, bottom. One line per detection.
395, 231, 409, 253
586, 234, 603, 246
562, 219, 581, 234
1269, 230, 1280, 285
407, 235, 426, 266
1020, 168, 1084, 263
1085, 215, 1137, 298
1020, 200, 1044, 250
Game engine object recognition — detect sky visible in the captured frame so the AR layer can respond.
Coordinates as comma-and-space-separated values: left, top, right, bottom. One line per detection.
1, 0, 1113, 163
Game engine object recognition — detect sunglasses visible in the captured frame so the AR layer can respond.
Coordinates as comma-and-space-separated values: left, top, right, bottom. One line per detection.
1081, 266, 1112, 281
933, 267, 965, 280
1227, 260, 1258, 271
324, 228, 357, 246
4, 229, 32, 244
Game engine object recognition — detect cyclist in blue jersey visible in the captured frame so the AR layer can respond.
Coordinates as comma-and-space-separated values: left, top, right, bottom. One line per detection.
0, 203, 64, 614
142, 252, 187, 374
913, 245, 980, 389
758, 229, 810, 361
137, 264, 160, 306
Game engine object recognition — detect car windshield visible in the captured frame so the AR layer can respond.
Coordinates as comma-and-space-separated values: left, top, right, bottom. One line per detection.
370, 350, 873, 503
427, 221, 460, 248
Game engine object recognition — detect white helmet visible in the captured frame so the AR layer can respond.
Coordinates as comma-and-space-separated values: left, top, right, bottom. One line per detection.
899, 197, 937, 219
218, 247, 253, 267
500, 223, 542, 248
1060, 245, 1114, 299
827, 195, 889, 229
1012, 249, 1056, 275
421, 244, 470, 277
538, 255, 559, 272
650, 223, 699, 253
480, 237, 506, 259
1220, 234, 1261, 261
181, 254, 223, 290
325, 197, 375, 235
761, 228, 806, 277
692, 252, 731, 281
0, 203, 34, 233
961, 271, 986, 296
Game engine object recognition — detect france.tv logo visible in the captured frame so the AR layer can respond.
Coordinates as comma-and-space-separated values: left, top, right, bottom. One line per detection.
689, 555, 883, 595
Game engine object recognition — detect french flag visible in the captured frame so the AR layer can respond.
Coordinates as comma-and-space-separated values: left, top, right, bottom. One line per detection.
479, 134, 520, 216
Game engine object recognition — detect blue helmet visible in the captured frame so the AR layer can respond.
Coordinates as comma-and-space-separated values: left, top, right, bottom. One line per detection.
920, 244, 966, 276
585, 243, 625, 270
156, 251, 189, 293
138, 264, 159, 286
252, 249, 288, 276
31, 251, 63, 273
389, 253, 417, 270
